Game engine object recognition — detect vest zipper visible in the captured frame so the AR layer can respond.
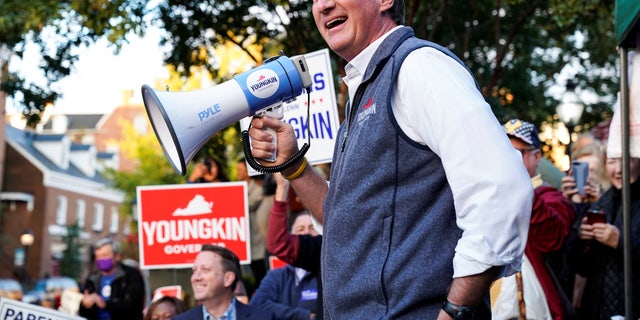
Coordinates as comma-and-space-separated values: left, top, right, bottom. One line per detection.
341, 84, 367, 152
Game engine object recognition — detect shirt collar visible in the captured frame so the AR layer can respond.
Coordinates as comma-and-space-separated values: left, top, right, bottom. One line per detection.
202, 298, 236, 320
343, 26, 404, 104
295, 267, 309, 283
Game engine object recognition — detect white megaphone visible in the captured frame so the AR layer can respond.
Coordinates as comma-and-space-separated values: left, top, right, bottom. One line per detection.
142, 55, 313, 175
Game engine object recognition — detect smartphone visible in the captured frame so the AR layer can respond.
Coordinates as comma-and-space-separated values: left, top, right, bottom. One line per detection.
586, 209, 606, 224
571, 160, 589, 195
203, 158, 212, 172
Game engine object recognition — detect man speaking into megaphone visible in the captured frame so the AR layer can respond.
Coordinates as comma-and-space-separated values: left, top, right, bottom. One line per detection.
245, 1, 533, 320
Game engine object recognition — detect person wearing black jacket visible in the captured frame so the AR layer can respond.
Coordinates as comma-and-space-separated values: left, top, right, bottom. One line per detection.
567, 156, 640, 319
79, 237, 145, 320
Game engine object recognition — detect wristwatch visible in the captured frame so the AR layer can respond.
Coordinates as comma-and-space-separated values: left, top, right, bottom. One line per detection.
442, 300, 475, 320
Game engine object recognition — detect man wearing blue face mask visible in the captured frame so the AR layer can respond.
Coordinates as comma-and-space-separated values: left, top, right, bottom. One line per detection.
79, 237, 145, 320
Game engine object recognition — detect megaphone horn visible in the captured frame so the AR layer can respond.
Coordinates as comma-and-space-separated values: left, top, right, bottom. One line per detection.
142, 55, 312, 175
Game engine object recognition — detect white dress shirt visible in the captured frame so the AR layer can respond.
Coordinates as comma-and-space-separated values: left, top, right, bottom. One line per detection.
342, 26, 532, 278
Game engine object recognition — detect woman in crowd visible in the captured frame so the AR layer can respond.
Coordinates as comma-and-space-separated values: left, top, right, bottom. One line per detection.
144, 296, 187, 320
561, 136, 607, 211
187, 156, 229, 183
566, 154, 640, 319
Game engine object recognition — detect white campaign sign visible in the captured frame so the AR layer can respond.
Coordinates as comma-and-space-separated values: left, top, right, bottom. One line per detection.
0, 297, 85, 320
241, 48, 340, 175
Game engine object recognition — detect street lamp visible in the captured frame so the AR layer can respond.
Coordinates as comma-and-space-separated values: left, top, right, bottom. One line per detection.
556, 80, 585, 157
20, 229, 34, 284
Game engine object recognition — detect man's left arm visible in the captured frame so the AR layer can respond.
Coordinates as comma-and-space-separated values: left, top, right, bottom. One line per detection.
437, 267, 501, 320
402, 49, 532, 276
400, 49, 533, 317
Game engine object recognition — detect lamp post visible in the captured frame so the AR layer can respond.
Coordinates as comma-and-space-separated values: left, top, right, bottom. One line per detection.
556, 80, 585, 158
20, 229, 34, 285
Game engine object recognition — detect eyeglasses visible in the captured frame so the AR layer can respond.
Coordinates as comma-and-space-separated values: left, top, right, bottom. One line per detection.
515, 147, 537, 155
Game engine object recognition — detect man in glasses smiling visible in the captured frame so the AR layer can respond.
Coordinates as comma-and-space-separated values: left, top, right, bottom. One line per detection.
495, 119, 577, 320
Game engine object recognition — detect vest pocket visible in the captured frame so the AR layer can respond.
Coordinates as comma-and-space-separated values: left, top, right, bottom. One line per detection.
378, 214, 394, 308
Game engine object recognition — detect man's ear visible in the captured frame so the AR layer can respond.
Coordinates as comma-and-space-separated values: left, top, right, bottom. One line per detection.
223, 271, 236, 288
380, 0, 394, 12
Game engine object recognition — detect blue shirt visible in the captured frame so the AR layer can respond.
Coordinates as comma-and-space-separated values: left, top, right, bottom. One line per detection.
202, 298, 236, 320
98, 274, 115, 320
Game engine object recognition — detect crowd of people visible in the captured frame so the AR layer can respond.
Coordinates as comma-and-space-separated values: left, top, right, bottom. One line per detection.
70, 116, 637, 320
50, 1, 638, 319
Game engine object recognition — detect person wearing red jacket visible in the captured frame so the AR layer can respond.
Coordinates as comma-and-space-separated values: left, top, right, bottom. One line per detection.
502, 119, 578, 319
266, 173, 322, 319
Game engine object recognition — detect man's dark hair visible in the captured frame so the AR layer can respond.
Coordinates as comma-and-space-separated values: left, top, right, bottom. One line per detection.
389, 0, 405, 25
200, 244, 242, 289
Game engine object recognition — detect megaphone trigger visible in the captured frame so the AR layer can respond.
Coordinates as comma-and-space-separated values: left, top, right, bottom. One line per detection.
254, 104, 284, 119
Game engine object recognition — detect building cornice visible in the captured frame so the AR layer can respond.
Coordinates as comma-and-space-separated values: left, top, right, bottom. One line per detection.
44, 171, 124, 202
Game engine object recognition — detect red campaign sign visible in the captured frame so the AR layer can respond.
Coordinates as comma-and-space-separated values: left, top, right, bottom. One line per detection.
137, 182, 250, 269
268, 255, 287, 270
151, 285, 182, 302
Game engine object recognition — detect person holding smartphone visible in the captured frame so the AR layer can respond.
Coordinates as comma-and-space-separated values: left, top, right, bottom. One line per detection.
566, 147, 640, 319
557, 137, 607, 315
561, 139, 605, 208
187, 156, 229, 183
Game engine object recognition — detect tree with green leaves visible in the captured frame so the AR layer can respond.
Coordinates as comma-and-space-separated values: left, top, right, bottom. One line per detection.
0, 0, 150, 191
104, 121, 184, 210
402, 0, 617, 129
3, 1, 619, 137
0, 0, 148, 127
59, 223, 83, 281
155, 0, 618, 131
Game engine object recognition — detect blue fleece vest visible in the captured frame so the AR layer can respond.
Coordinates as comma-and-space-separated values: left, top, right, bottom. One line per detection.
322, 27, 479, 319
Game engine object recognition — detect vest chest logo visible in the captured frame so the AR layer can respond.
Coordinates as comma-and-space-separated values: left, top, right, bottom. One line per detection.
357, 97, 377, 125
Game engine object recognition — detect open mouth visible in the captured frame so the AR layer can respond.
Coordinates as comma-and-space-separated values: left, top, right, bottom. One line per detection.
326, 17, 347, 29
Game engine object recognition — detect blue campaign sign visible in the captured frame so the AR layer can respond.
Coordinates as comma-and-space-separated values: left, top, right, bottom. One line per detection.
0, 297, 84, 320
241, 48, 340, 175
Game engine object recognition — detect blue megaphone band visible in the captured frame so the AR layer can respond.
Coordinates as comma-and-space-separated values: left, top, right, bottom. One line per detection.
234, 56, 305, 115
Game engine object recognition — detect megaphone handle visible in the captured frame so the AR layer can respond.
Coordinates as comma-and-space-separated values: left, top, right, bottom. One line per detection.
261, 126, 278, 162
242, 128, 310, 174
